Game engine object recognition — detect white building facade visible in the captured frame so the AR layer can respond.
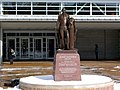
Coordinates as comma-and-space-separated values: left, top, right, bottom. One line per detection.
0, 0, 120, 63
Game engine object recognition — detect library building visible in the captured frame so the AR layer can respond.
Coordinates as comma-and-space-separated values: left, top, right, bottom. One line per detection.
0, 0, 120, 63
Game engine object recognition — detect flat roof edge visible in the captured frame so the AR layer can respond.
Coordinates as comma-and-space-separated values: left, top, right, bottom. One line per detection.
0, 15, 120, 22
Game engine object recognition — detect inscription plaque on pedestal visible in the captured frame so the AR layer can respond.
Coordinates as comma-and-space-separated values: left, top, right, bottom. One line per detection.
54, 50, 81, 81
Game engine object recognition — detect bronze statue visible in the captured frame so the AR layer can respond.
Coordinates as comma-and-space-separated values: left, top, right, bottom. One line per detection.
56, 8, 70, 49
56, 8, 77, 50
68, 17, 77, 49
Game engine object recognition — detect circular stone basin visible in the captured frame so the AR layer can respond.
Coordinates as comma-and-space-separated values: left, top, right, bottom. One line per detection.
20, 75, 114, 90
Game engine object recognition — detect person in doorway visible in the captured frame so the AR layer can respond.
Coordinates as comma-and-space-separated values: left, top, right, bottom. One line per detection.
95, 44, 99, 60
8, 47, 15, 64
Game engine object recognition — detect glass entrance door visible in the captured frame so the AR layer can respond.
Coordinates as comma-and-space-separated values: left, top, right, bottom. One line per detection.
4, 32, 56, 60
20, 38, 29, 59
47, 38, 56, 59
34, 38, 42, 59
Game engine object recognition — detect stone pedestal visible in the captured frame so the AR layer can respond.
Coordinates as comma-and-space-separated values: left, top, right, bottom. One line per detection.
53, 49, 81, 81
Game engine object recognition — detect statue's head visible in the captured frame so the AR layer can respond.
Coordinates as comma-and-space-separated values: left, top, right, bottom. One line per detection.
62, 8, 66, 13
68, 18, 74, 25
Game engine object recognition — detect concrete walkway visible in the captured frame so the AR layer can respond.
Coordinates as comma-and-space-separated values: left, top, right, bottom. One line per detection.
0, 60, 120, 88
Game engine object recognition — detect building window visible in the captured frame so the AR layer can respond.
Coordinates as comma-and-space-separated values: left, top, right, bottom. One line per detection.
92, 3, 119, 15
92, 3, 105, 15
1, 1, 120, 16
76, 3, 90, 15
2, 2, 16, 15
33, 2, 46, 15
20, 33, 29, 36
47, 2, 61, 15
7, 33, 16, 36
63, 2, 76, 15
17, 2, 31, 15
106, 3, 119, 15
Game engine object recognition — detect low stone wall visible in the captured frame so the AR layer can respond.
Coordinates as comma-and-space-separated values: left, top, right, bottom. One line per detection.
20, 75, 114, 90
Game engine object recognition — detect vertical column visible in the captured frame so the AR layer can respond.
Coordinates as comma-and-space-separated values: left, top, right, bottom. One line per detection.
90, 3, 92, 16
61, 2, 63, 13
46, 2, 47, 15
0, 22, 2, 64
31, 1, 33, 15
16, 1, 17, 15
0, 1, 1, 15
104, 30, 106, 59
105, 3, 106, 15
119, 3, 120, 16
118, 32, 120, 58
1, 1, 3, 15
76, 3, 77, 15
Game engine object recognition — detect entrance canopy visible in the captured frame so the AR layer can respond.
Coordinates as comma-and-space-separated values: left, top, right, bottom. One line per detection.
2, 21, 120, 31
